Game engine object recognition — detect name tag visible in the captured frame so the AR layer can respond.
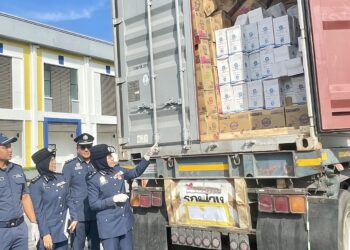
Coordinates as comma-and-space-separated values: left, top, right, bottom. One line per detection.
13, 174, 23, 178
57, 181, 66, 188
99, 176, 108, 186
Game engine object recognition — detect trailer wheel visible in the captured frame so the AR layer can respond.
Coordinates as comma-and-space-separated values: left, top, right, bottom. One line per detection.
339, 190, 350, 250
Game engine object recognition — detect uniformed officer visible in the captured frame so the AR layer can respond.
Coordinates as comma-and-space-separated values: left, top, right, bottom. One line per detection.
30, 147, 78, 250
0, 133, 40, 250
62, 133, 100, 250
87, 143, 159, 250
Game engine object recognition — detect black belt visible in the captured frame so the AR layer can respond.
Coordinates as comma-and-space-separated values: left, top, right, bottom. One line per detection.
0, 216, 24, 228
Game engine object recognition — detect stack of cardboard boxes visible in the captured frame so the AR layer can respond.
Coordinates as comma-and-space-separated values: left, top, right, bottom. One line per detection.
194, 0, 306, 141
193, 0, 233, 140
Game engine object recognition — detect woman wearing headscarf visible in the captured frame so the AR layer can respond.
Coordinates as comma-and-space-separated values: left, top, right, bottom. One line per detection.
87, 143, 158, 250
29, 147, 78, 250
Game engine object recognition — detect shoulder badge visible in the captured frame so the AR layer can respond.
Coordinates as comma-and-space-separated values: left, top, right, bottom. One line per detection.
64, 157, 77, 165
31, 175, 41, 184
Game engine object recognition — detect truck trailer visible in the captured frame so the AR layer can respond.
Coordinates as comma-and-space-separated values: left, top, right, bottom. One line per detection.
111, 0, 350, 249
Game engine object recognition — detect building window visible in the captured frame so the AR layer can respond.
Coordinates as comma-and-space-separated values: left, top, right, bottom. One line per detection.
70, 69, 78, 100
100, 74, 116, 116
44, 63, 79, 113
44, 64, 52, 97
0, 55, 12, 109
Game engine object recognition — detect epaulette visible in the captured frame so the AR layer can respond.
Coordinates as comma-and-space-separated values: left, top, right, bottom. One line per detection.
64, 157, 77, 165
31, 175, 41, 184
87, 171, 97, 180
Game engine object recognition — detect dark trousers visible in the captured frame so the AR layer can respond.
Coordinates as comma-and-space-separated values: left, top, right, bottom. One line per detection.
71, 220, 100, 250
101, 230, 133, 250
0, 222, 28, 250
37, 240, 68, 250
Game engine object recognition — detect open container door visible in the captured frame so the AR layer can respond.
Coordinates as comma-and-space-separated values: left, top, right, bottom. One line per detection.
309, 0, 350, 131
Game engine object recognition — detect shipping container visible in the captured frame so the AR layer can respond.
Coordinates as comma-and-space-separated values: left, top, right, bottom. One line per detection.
111, 0, 350, 249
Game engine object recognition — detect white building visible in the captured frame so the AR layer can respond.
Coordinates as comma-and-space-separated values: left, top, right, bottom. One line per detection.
0, 12, 118, 168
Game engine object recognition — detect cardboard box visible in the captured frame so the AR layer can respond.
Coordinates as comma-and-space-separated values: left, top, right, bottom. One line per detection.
232, 83, 248, 112
204, 0, 218, 16
285, 57, 304, 76
215, 29, 229, 58
215, 83, 223, 114
209, 42, 217, 66
283, 76, 307, 104
207, 11, 232, 41
260, 47, 275, 78
219, 112, 252, 133
274, 45, 298, 62
263, 79, 284, 109
248, 7, 267, 24
244, 23, 260, 52
251, 107, 286, 130
226, 25, 245, 54
231, 0, 268, 22
199, 114, 219, 140
249, 51, 262, 80
191, 0, 204, 12
267, 3, 287, 18
219, 84, 235, 114
271, 61, 288, 78
216, 0, 243, 16
273, 15, 296, 46
234, 13, 249, 26
285, 105, 309, 128
197, 90, 218, 114
247, 80, 264, 110
219, 83, 234, 100
196, 64, 215, 90
217, 58, 231, 84
192, 11, 209, 40
229, 53, 250, 83
258, 17, 275, 48
195, 40, 211, 64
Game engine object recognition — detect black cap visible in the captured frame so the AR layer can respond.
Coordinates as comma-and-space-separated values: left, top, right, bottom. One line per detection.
90, 144, 116, 160
0, 133, 17, 145
74, 133, 94, 145
31, 148, 56, 165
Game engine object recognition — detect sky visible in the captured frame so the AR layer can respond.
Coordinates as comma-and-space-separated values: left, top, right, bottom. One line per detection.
0, 0, 113, 42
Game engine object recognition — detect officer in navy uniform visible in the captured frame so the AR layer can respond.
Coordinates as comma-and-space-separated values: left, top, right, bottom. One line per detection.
62, 133, 100, 250
30, 147, 78, 250
87, 143, 159, 250
0, 133, 40, 250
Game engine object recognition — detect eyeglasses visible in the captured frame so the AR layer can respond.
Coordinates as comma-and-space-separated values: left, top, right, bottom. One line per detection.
80, 145, 92, 150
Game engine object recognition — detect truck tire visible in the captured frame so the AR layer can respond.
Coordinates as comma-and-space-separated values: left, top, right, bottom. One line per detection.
338, 190, 350, 250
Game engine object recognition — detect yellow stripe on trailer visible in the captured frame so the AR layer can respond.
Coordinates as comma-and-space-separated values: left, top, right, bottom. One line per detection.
338, 151, 350, 158
178, 163, 229, 172
297, 152, 327, 167
297, 158, 322, 167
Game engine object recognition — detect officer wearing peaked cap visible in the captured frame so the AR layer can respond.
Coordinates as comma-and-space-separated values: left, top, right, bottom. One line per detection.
62, 133, 100, 250
0, 133, 40, 249
87, 143, 159, 250
30, 147, 78, 250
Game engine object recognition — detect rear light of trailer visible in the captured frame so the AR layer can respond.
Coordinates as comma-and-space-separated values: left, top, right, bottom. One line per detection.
289, 195, 306, 214
258, 194, 273, 212
274, 196, 289, 213
151, 191, 162, 207
258, 194, 306, 214
130, 192, 140, 207
139, 193, 152, 208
